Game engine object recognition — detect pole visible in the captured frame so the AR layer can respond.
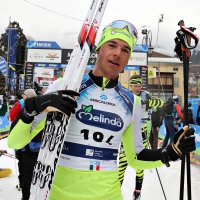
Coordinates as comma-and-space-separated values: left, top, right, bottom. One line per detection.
155, 22, 160, 51
158, 62, 160, 98
6, 17, 11, 91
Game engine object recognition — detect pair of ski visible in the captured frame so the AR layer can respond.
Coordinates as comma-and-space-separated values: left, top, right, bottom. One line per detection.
29, 1, 108, 199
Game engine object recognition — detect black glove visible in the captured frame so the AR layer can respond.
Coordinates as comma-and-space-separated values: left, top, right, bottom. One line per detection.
163, 126, 196, 163
3, 93, 11, 104
25, 90, 79, 117
34, 82, 43, 95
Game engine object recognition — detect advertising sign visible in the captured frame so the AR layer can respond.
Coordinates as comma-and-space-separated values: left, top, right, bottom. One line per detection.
124, 66, 140, 70
34, 67, 54, 78
26, 41, 61, 49
62, 48, 97, 65
40, 80, 54, 87
133, 44, 148, 52
0, 56, 7, 77
148, 68, 156, 78
128, 52, 148, 66
34, 63, 67, 68
62, 46, 147, 67
24, 62, 34, 89
27, 49, 61, 63
140, 66, 148, 90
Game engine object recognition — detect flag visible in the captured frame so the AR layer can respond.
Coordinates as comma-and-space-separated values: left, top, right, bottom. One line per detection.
0, 56, 7, 77
6, 28, 18, 88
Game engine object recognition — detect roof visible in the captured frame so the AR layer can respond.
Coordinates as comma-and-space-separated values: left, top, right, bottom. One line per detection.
148, 57, 183, 63
151, 51, 173, 58
147, 51, 183, 63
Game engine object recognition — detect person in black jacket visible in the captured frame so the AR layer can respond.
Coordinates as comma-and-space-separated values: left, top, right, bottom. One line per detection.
149, 107, 163, 150
196, 102, 200, 125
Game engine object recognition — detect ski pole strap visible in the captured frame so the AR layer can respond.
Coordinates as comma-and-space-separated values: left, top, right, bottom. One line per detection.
176, 26, 199, 49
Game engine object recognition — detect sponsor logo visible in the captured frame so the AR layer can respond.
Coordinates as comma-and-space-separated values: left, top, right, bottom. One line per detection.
86, 149, 94, 156
111, 30, 131, 38
99, 0, 104, 12
76, 105, 123, 131
37, 64, 46, 67
99, 35, 105, 44
90, 98, 116, 107
34, 42, 51, 47
80, 83, 87, 90
141, 67, 147, 70
30, 53, 42, 59
42, 82, 49, 86
46, 52, 59, 60
118, 90, 130, 104
100, 93, 108, 100
42, 71, 51, 76
90, 160, 100, 165
49, 64, 57, 67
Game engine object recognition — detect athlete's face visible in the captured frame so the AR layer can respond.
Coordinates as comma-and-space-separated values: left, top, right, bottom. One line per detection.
130, 84, 142, 95
94, 39, 130, 79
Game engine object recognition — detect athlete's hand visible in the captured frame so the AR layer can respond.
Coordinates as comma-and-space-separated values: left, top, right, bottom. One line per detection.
25, 90, 79, 117
166, 126, 196, 161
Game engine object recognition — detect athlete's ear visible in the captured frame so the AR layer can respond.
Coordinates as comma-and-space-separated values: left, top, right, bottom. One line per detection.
96, 50, 99, 55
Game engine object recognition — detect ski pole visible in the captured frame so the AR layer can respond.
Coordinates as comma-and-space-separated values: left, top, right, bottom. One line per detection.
155, 168, 167, 200
0, 150, 16, 159
176, 20, 199, 200
146, 133, 167, 200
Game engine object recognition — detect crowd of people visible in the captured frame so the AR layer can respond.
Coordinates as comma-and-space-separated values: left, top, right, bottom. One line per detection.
0, 19, 197, 200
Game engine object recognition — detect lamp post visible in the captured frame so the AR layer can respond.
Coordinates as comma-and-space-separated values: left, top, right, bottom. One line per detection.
141, 27, 154, 92
141, 28, 154, 57
155, 14, 164, 52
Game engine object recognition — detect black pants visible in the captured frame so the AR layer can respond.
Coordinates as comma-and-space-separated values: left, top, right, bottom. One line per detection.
16, 150, 23, 187
22, 151, 39, 200
149, 127, 159, 150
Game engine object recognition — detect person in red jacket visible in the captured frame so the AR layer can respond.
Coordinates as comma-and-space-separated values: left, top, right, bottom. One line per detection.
9, 89, 36, 122
9, 89, 36, 193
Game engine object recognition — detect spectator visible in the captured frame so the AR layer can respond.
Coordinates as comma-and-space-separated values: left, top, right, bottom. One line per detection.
196, 102, 200, 125
149, 107, 163, 150
9, 89, 37, 198
162, 95, 183, 148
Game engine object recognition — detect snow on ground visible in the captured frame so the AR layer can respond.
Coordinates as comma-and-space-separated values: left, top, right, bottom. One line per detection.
0, 138, 199, 200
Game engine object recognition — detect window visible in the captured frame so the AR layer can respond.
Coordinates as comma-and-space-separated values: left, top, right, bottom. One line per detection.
150, 91, 173, 102
174, 78, 179, 88
173, 68, 178, 71
148, 73, 173, 85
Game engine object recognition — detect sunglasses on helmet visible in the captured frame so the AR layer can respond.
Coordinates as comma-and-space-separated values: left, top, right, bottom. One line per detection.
103, 20, 138, 40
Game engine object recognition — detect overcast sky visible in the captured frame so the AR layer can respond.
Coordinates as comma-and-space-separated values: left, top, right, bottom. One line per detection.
1, 0, 200, 56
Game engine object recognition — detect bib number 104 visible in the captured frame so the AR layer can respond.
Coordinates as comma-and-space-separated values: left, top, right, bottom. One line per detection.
80, 129, 114, 145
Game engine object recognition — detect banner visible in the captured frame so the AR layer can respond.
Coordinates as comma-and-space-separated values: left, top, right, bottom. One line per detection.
26, 41, 61, 49
6, 28, 18, 70
133, 44, 148, 52
34, 67, 54, 78
27, 49, 61, 63
128, 52, 148, 66
62, 48, 97, 65
0, 56, 7, 77
159, 121, 200, 156
24, 62, 34, 89
140, 66, 148, 90
0, 112, 10, 133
